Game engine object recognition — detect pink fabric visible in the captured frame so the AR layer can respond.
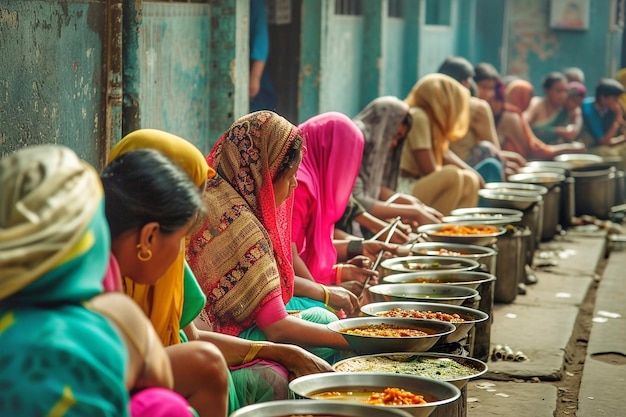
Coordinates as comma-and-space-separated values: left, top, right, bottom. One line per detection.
292, 112, 365, 285
131, 388, 193, 417
255, 295, 289, 329
102, 255, 123, 292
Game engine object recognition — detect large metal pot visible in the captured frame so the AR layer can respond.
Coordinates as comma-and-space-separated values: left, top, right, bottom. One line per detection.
570, 164, 616, 219
524, 162, 576, 227
494, 226, 531, 304
480, 185, 545, 262
507, 172, 565, 241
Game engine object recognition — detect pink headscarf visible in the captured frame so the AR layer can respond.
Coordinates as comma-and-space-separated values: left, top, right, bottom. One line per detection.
292, 112, 365, 285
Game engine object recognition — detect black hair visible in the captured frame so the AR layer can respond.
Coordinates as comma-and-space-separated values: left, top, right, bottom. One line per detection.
437, 56, 475, 83
473, 62, 500, 83
595, 78, 625, 100
542, 72, 567, 90
274, 134, 303, 181
101, 148, 204, 238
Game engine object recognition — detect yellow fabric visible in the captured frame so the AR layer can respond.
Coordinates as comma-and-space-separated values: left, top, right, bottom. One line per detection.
108, 128, 214, 187
0, 145, 102, 299
404, 73, 471, 166
616, 68, 626, 111
108, 129, 211, 346
399, 107, 433, 178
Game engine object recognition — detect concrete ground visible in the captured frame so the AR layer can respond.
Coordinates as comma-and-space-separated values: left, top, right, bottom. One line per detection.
466, 228, 623, 417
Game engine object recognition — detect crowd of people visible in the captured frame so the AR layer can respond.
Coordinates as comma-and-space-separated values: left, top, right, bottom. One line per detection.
2, 55, 626, 417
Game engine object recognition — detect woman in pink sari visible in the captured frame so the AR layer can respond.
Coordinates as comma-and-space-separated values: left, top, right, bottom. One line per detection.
292, 112, 397, 296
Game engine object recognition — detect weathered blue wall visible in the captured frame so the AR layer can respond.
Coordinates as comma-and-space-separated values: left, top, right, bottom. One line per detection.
502, 0, 622, 92
418, 0, 459, 77
319, 13, 365, 117
138, 3, 212, 154
0, 1, 107, 167
383, 15, 407, 98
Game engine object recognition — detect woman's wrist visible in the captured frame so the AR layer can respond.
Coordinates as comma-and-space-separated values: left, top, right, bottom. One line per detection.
347, 239, 363, 258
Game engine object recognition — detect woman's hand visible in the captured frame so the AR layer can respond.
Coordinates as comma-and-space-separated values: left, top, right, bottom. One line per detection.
361, 242, 398, 261
279, 345, 334, 380
326, 285, 360, 315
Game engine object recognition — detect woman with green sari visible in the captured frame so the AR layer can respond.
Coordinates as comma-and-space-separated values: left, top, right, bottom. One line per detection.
525, 72, 572, 145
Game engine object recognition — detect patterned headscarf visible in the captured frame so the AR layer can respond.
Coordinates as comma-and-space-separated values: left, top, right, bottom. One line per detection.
187, 111, 301, 335
404, 74, 471, 166
107, 129, 213, 346
353, 96, 409, 201
0, 145, 128, 416
293, 112, 365, 285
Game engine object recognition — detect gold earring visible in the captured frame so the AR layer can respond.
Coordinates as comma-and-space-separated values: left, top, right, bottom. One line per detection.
136, 244, 153, 262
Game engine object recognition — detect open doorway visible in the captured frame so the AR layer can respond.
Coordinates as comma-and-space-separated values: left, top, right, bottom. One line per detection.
266, 0, 302, 124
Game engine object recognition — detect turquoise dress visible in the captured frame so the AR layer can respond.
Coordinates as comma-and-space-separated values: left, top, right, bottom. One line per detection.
0, 205, 129, 417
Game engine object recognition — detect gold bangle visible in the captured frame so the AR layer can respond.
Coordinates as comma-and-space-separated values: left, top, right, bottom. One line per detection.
320, 284, 330, 306
242, 342, 269, 364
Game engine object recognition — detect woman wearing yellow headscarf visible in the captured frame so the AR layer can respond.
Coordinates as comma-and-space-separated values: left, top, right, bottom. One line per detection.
106, 129, 333, 417
397, 73, 481, 215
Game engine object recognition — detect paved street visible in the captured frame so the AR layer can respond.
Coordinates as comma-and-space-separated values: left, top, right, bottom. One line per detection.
466, 228, 626, 416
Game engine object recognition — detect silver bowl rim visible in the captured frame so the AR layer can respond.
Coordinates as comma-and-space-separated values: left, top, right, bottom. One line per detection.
289, 372, 462, 409
332, 352, 489, 384
368, 283, 480, 301
229, 399, 415, 417
380, 255, 480, 272
449, 206, 525, 217
484, 182, 549, 195
360, 301, 489, 324
478, 188, 543, 202
381, 270, 496, 286
407, 241, 498, 257
416, 223, 506, 238
327, 316, 457, 340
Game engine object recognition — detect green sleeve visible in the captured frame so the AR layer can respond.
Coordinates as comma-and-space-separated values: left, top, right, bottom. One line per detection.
180, 260, 207, 330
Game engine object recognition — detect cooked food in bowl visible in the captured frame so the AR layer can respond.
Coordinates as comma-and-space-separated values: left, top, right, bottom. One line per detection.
429, 225, 500, 236
341, 324, 434, 337
311, 387, 428, 405
333, 354, 486, 385
375, 308, 465, 323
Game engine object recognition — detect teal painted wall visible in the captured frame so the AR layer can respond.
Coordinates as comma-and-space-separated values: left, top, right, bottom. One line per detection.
0, 1, 108, 167
383, 16, 407, 97
319, 14, 365, 117
473, 0, 505, 68
503, 0, 622, 92
418, 0, 459, 77
138, 3, 212, 154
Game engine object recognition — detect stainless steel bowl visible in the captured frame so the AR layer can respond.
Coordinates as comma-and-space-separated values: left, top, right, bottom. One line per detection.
333, 352, 488, 389
417, 223, 505, 246
401, 242, 497, 274
450, 207, 525, 217
379, 255, 479, 277
368, 283, 479, 306
478, 189, 542, 211
508, 172, 566, 189
289, 372, 461, 417
381, 271, 496, 290
360, 301, 489, 344
442, 214, 522, 225
327, 317, 456, 354
555, 153, 604, 167
229, 400, 414, 417
484, 182, 549, 195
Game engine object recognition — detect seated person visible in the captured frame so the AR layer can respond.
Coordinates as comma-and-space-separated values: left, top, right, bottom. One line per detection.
579, 78, 626, 168
187, 111, 358, 364
505, 78, 534, 113
351, 95, 442, 230
525, 72, 571, 144
439, 57, 525, 178
397, 74, 481, 215
292, 112, 398, 297
491, 79, 585, 160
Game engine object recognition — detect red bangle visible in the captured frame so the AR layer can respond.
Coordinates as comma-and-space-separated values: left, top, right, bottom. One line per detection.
334, 264, 344, 286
